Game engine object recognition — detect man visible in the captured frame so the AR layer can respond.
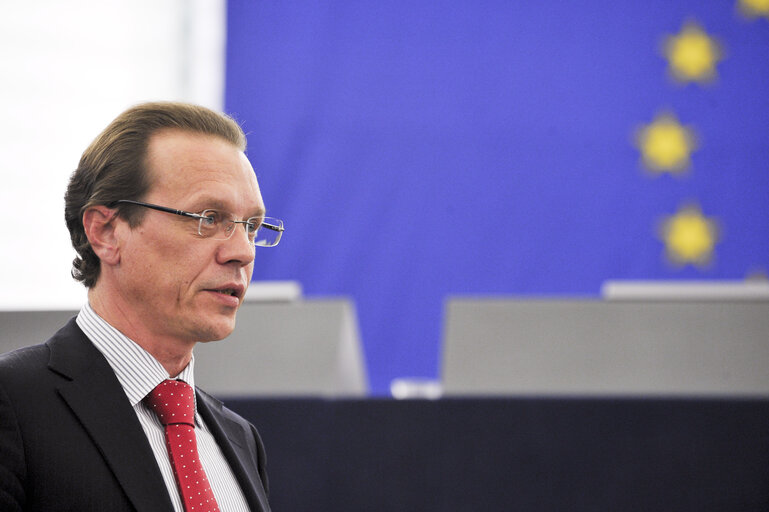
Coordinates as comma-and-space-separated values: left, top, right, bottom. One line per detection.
0, 102, 282, 511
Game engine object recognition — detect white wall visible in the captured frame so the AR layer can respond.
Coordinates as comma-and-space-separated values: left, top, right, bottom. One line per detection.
0, 0, 226, 309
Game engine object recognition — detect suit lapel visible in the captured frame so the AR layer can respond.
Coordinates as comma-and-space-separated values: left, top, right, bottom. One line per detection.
48, 320, 174, 512
197, 391, 271, 512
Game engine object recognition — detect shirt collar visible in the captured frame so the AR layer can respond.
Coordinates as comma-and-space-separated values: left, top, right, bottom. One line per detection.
76, 302, 197, 409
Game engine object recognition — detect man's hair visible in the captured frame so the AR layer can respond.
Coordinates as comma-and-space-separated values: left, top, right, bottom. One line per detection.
65, 101, 247, 288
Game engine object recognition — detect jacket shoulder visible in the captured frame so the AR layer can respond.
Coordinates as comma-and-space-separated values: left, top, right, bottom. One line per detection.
0, 343, 50, 382
0, 316, 82, 386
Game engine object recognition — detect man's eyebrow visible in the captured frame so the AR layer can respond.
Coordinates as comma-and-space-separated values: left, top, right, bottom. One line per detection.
190, 198, 265, 218
249, 208, 267, 219
194, 199, 226, 210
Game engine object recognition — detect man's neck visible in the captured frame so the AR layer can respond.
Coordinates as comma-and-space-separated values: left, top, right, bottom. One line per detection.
87, 287, 194, 378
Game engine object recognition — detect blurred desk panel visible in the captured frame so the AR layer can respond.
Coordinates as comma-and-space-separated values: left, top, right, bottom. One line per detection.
0, 309, 77, 353
195, 299, 367, 396
442, 299, 769, 396
0, 298, 368, 397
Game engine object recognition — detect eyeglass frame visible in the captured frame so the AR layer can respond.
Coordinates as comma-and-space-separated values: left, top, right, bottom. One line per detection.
108, 199, 284, 247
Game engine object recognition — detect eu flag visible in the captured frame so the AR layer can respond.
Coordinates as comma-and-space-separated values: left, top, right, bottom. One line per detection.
226, 1, 769, 393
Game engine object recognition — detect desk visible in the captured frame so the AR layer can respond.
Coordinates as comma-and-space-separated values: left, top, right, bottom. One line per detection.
227, 397, 769, 511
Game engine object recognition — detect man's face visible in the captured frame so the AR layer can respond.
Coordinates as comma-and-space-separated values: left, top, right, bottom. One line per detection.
115, 129, 263, 344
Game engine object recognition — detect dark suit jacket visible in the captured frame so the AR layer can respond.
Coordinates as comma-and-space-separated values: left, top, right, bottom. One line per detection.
0, 317, 270, 512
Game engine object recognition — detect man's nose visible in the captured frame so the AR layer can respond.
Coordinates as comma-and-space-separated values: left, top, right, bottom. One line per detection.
218, 222, 255, 265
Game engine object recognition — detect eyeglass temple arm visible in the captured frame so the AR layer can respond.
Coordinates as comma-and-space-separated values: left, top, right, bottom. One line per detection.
112, 199, 283, 231
111, 200, 204, 220
230, 219, 283, 233
262, 222, 284, 232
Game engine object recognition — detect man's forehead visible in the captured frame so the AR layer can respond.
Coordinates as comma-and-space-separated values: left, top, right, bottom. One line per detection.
145, 130, 244, 172
144, 129, 263, 211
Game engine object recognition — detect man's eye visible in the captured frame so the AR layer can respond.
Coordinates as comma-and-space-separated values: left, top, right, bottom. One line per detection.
201, 211, 221, 225
246, 220, 261, 234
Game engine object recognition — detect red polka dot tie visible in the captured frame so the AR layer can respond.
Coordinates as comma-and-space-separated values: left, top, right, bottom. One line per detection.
145, 379, 221, 512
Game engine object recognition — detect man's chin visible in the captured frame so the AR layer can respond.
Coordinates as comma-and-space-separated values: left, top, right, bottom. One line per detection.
193, 316, 237, 343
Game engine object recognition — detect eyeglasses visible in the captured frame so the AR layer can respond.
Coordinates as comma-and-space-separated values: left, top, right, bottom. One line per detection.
111, 200, 284, 247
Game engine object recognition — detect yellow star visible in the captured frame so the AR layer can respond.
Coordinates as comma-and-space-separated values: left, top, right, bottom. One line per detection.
635, 112, 697, 174
663, 21, 723, 84
659, 204, 719, 267
738, 0, 769, 19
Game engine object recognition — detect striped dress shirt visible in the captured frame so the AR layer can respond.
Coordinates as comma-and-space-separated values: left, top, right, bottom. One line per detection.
77, 303, 251, 512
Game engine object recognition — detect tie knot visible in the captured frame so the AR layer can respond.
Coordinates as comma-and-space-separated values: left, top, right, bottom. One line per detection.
145, 379, 195, 427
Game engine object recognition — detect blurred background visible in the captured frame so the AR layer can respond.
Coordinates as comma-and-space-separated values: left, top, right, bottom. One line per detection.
2, 0, 768, 395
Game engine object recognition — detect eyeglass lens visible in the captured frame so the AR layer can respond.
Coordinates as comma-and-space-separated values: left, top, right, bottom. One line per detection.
198, 210, 283, 247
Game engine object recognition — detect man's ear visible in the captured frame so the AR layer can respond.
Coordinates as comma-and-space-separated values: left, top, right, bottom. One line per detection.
82, 205, 122, 266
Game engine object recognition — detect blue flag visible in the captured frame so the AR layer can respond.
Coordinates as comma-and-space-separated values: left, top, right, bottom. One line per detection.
226, 0, 769, 394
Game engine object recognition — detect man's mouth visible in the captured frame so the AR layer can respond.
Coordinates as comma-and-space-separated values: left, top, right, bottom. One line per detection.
205, 284, 245, 302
